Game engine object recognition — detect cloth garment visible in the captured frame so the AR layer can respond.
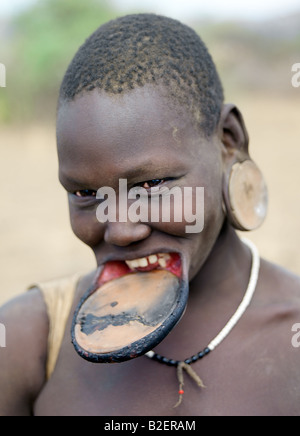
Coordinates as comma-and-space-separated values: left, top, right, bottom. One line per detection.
28, 274, 81, 380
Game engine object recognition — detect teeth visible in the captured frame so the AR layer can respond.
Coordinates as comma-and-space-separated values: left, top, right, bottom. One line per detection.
158, 258, 167, 268
148, 254, 158, 264
139, 258, 148, 267
125, 253, 171, 270
125, 259, 139, 269
125, 257, 148, 269
159, 253, 171, 261
158, 253, 171, 267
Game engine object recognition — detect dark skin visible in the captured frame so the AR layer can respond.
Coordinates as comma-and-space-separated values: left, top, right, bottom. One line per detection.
0, 85, 300, 416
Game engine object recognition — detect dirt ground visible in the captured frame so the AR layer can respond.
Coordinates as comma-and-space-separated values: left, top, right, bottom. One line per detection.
0, 92, 299, 305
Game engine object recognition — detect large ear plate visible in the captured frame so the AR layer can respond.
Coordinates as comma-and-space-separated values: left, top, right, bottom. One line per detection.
223, 160, 268, 231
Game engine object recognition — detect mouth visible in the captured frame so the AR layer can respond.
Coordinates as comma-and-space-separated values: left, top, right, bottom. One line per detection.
71, 252, 188, 363
98, 252, 182, 283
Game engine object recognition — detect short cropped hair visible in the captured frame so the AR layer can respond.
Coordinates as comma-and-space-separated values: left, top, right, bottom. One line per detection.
59, 13, 224, 136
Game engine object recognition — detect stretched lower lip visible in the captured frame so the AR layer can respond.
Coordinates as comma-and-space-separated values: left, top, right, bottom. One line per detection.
72, 251, 188, 363
97, 252, 182, 287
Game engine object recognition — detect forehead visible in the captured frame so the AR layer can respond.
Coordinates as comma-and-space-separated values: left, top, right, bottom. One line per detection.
56, 86, 208, 183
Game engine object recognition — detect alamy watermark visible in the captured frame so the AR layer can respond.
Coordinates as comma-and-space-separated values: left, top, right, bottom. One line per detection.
0, 63, 6, 88
96, 179, 204, 233
0, 323, 6, 348
291, 323, 300, 348
291, 63, 300, 88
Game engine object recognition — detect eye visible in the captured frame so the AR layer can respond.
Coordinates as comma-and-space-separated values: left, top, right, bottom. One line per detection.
137, 179, 167, 189
73, 189, 97, 197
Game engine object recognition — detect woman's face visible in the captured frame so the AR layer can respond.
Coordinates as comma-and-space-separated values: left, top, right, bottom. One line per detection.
56, 85, 226, 284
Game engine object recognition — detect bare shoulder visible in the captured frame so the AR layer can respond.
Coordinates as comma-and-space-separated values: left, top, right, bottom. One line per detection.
236, 258, 300, 415
258, 258, 300, 306
0, 288, 49, 416
252, 258, 300, 367
253, 258, 300, 334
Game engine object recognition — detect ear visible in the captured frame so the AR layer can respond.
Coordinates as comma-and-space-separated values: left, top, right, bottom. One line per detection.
218, 103, 249, 155
219, 104, 268, 231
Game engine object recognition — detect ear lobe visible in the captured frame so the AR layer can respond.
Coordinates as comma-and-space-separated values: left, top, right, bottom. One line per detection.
219, 103, 249, 154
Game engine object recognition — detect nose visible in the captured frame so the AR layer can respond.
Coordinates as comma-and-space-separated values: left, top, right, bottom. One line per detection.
104, 221, 152, 247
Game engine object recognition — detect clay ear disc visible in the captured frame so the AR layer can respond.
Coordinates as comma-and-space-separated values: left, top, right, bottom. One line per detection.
228, 161, 268, 231
71, 269, 188, 363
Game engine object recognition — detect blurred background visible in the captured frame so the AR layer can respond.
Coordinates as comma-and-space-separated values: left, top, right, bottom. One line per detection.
0, 0, 299, 305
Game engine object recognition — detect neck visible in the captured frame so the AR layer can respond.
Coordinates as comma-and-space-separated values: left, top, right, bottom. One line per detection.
190, 222, 252, 301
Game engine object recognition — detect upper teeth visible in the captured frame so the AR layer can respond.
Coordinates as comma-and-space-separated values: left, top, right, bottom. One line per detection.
125, 253, 171, 270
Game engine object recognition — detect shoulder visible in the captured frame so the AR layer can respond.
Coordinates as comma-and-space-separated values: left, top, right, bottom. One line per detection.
252, 258, 300, 327
252, 258, 300, 366
0, 287, 49, 415
258, 258, 300, 308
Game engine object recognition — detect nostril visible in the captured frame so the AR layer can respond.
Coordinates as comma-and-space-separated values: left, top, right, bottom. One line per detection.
104, 222, 151, 246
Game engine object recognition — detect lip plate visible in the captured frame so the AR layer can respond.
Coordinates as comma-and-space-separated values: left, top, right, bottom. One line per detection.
71, 272, 189, 364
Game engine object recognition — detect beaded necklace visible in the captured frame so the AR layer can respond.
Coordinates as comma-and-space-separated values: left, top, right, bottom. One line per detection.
145, 238, 260, 407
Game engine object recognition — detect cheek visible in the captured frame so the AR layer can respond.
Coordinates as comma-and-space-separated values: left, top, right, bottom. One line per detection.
197, 166, 225, 244
150, 180, 224, 237
69, 206, 104, 247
